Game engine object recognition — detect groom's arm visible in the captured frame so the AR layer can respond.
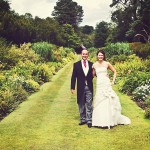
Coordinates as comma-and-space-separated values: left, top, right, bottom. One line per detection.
71, 63, 77, 93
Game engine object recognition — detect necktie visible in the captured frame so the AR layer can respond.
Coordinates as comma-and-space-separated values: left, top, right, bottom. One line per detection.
83, 60, 86, 68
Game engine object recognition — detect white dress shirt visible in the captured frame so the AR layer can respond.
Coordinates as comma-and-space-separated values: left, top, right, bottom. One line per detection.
81, 60, 89, 76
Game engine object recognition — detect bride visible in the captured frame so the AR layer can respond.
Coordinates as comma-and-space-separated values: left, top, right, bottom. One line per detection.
92, 50, 131, 129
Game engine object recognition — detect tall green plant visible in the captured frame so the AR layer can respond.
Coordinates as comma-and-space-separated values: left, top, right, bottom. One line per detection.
104, 42, 133, 58
129, 42, 150, 59
32, 42, 55, 61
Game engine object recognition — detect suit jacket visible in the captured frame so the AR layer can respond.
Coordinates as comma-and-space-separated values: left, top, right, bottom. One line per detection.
71, 60, 93, 104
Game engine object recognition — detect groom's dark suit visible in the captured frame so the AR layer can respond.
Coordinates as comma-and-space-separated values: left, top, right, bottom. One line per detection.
71, 60, 93, 104
71, 60, 93, 126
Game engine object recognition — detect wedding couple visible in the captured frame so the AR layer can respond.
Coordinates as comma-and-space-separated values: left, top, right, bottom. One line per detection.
71, 49, 131, 129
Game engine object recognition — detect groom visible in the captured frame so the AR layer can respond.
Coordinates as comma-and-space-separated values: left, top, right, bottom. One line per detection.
71, 48, 93, 128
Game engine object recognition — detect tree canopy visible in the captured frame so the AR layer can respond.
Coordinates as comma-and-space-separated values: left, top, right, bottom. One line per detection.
110, 0, 150, 42
52, 0, 83, 29
94, 21, 110, 48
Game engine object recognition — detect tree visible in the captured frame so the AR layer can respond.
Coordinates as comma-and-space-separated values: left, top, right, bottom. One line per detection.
0, 0, 10, 36
81, 25, 94, 34
0, 0, 10, 13
110, 0, 150, 42
0, 0, 82, 46
60, 24, 81, 48
52, 0, 83, 28
94, 21, 109, 48
33, 16, 61, 44
78, 25, 94, 48
111, 8, 132, 42
126, 0, 150, 42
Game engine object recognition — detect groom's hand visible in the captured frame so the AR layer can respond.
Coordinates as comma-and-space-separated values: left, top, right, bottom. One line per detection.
71, 89, 75, 94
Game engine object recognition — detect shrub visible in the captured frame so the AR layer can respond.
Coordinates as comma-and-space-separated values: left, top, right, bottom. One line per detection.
133, 81, 150, 101
2, 43, 40, 69
67, 52, 76, 60
114, 54, 145, 77
64, 47, 74, 54
13, 86, 28, 103
49, 66, 56, 75
109, 54, 130, 64
129, 42, 150, 59
51, 46, 75, 63
51, 47, 66, 62
6, 60, 36, 78
2, 74, 25, 91
0, 85, 28, 119
0, 73, 6, 87
32, 64, 53, 84
104, 42, 133, 59
23, 79, 40, 93
145, 107, 150, 119
62, 58, 69, 65
47, 62, 63, 72
118, 72, 150, 94
58, 47, 67, 57
143, 58, 150, 72
0, 37, 11, 69
0, 89, 14, 117
88, 47, 98, 62
145, 97, 150, 106
32, 42, 55, 61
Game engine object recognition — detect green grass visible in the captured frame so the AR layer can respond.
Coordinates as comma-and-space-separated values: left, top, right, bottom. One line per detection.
0, 60, 150, 150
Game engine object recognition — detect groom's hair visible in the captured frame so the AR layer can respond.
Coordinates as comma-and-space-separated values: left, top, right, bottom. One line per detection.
81, 49, 89, 54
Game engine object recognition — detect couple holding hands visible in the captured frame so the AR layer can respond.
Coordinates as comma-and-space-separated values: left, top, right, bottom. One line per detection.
71, 49, 131, 129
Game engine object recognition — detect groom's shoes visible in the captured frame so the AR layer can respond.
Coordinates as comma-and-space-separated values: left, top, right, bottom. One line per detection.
87, 123, 92, 128
79, 122, 86, 125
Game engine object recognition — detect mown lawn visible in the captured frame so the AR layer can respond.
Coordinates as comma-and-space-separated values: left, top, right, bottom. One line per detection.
0, 60, 150, 150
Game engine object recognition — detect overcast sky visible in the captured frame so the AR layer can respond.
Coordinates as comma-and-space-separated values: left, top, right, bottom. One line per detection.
10, 0, 113, 27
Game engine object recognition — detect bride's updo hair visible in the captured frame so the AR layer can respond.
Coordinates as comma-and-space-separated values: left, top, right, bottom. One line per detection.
97, 50, 106, 61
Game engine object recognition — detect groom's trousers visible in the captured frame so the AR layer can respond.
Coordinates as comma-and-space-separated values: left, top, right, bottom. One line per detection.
78, 85, 93, 124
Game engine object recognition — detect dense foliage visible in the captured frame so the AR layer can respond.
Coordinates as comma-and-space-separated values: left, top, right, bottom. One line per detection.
0, 41, 76, 120
0, 0, 149, 120
88, 42, 150, 119
1, 0, 149, 49
94, 21, 110, 48
110, 0, 150, 43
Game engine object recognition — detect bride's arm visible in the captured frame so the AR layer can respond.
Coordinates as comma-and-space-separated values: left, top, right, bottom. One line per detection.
108, 62, 116, 85
92, 64, 96, 78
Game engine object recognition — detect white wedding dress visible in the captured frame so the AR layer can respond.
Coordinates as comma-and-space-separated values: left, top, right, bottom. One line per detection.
92, 66, 131, 129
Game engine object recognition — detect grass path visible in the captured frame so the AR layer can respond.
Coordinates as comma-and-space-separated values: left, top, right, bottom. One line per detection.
0, 60, 150, 150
